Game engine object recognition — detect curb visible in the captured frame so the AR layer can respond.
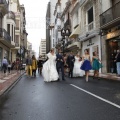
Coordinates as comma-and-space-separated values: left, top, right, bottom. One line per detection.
0, 72, 25, 98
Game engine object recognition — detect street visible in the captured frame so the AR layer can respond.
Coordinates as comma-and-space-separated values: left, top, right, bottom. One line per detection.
0, 74, 120, 120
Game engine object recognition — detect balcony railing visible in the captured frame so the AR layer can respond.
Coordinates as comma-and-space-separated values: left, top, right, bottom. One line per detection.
0, 28, 11, 43
100, 1, 120, 27
87, 22, 94, 31
7, 11, 15, 21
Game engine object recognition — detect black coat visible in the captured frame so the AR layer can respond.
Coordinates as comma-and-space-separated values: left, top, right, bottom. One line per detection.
56, 53, 64, 68
67, 55, 75, 68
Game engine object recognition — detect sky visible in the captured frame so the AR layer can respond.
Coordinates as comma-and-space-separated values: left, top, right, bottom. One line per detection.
19, 0, 50, 57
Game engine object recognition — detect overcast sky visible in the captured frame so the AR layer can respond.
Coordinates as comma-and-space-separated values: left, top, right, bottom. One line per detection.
19, 0, 50, 57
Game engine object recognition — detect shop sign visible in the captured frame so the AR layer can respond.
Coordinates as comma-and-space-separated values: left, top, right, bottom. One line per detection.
107, 30, 120, 39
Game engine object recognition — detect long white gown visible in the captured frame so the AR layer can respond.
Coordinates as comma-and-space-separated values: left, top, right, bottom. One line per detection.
73, 56, 85, 77
42, 53, 59, 82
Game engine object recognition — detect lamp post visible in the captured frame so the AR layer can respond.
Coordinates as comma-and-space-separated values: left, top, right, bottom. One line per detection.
61, 28, 70, 55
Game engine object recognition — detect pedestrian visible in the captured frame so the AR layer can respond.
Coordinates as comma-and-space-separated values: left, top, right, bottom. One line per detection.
32, 55, 37, 77
56, 49, 65, 81
37, 55, 43, 75
26, 54, 32, 77
73, 53, 85, 77
92, 51, 102, 79
115, 49, 120, 77
66, 51, 75, 78
8, 60, 12, 73
80, 49, 92, 82
2, 57, 8, 76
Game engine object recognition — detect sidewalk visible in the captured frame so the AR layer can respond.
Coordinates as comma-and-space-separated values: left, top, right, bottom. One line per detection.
0, 70, 24, 96
89, 72, 120, 81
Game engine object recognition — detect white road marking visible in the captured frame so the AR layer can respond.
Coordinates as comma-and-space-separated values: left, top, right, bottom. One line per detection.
70, 84, 120, 109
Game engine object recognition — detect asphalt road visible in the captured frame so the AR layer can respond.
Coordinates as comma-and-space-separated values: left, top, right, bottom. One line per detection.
0, 73, 120, 120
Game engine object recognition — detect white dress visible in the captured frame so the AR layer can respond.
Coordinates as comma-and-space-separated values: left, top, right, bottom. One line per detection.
42, 53, 59, 82
73, 56, 85, 77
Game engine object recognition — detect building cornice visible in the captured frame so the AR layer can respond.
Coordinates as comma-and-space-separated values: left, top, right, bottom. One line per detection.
61, 1, 71, 19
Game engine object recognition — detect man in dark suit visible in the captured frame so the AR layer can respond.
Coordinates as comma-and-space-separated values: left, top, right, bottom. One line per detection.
67, 51, 75, 78
56, 49, 65, 81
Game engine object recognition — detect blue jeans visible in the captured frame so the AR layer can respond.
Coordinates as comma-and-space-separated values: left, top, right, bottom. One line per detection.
116, 62, 120, 75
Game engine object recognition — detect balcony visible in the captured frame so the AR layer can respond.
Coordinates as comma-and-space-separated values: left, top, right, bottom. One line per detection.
0, 28, 14, 48
0, 0, 8, 16
7, 11, 15, 21
100, 1, 120, 30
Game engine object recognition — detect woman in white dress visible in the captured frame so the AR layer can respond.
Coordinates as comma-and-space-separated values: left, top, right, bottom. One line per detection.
73, 53, 85, 77
42, 48, 59, 82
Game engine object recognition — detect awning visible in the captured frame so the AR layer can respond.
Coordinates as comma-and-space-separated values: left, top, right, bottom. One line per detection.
69, 25, 80, 38
79, 31, 99, 42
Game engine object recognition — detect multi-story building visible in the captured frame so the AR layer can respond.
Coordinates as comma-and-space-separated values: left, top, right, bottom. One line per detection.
39, 39, 46, 57
20, 4, 28, 61
9, 0, 21, 62
27, 41, 32, 57
0, 0, 15, 68
31, 50, 36, 57
49, 0, 57, 49
100, 0, 120, 73
46, 2, 51, 53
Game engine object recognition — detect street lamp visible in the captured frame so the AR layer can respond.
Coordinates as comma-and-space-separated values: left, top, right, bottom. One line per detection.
61, 28, 70, 55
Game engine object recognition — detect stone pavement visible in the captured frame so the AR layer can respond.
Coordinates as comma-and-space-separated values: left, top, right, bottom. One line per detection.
0, 70, 24, 96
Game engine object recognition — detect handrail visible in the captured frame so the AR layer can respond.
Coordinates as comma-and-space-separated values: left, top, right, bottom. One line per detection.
100, 1, 120, 26
0, 28, 11, 42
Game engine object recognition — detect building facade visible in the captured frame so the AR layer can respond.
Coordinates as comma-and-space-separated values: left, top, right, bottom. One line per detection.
27, 41, 32, 57
0, 0, 14, 68
46, 2, 51, 53
39, 39, 46, 57
100, 0, 120, 73
47, 0, 120, 74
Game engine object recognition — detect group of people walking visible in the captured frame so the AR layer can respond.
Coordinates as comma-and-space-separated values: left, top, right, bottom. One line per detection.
42, 48, 102, 82
1, 57, 19, 75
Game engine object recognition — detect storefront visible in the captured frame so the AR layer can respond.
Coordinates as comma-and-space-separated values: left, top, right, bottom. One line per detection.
81, 35, 101, 72
106, 36, 120, 73
82, 35, 101, 60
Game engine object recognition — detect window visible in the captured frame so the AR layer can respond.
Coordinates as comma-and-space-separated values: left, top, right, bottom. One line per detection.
7, 24, 10, 36
15, 35, 19, 47
14, 27, 15, 42
12, 25, 13, 41
87, 7, 93, 24
16, 20, 19, 30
